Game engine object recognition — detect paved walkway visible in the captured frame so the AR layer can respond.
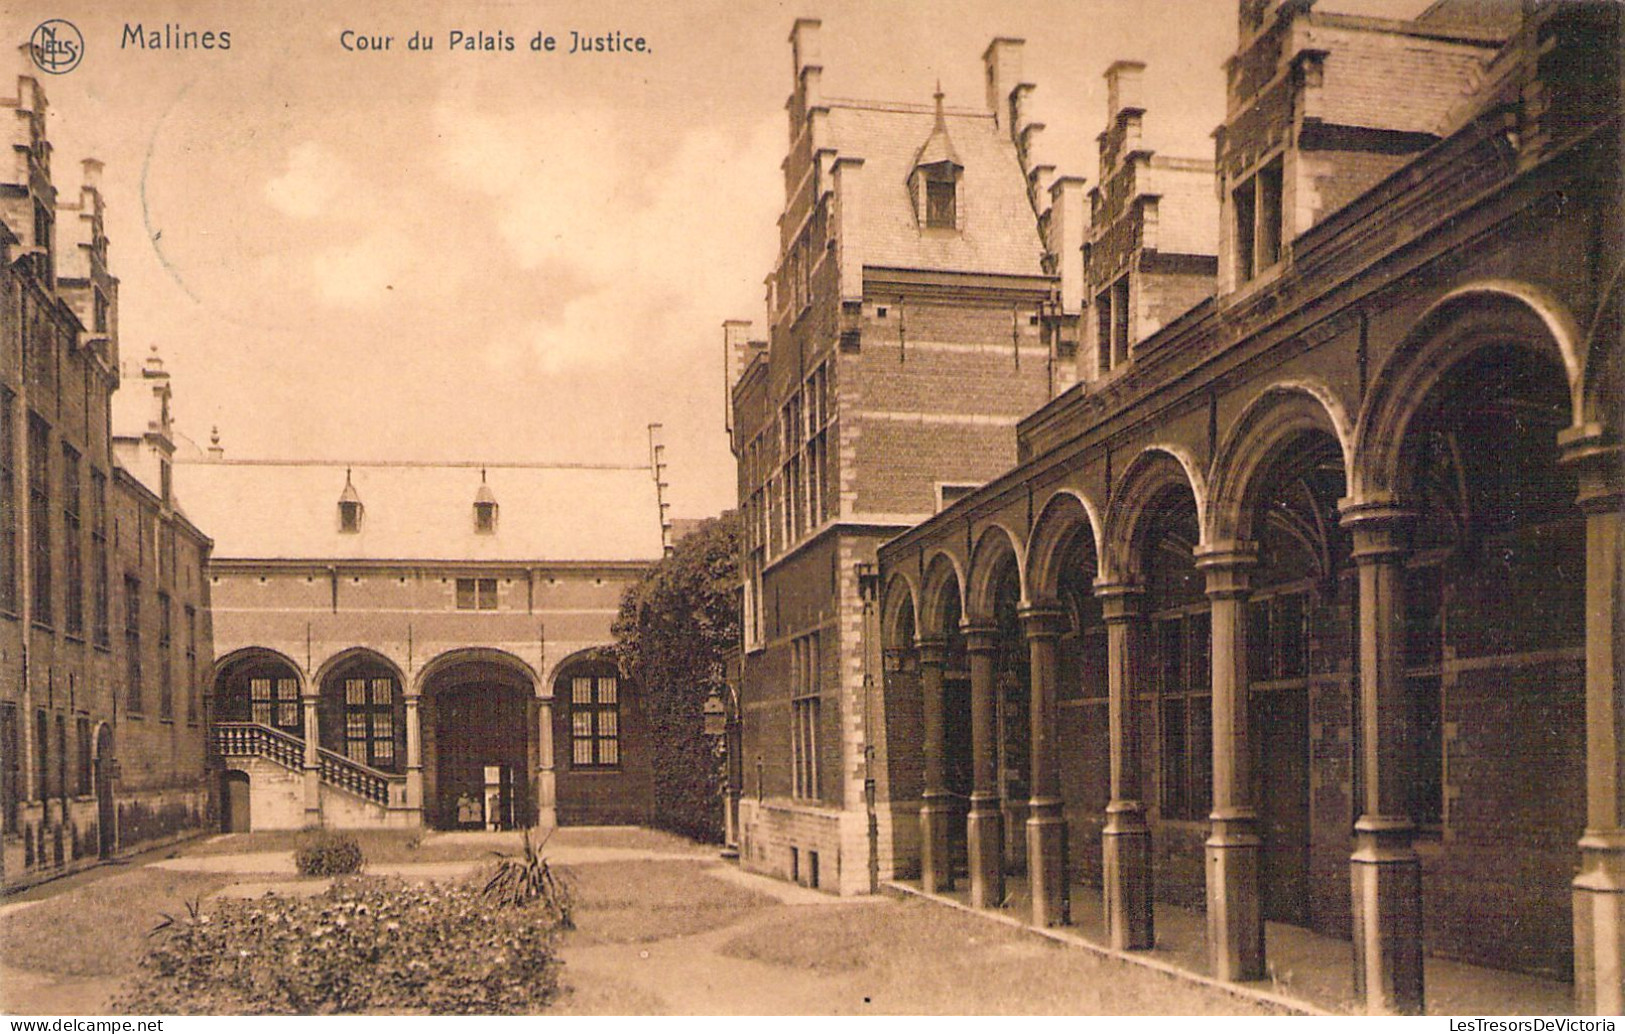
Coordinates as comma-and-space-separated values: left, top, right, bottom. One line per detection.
899, 872, 1574, 1016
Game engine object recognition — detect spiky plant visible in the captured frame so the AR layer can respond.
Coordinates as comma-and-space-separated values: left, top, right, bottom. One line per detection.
482, 828, 574, 928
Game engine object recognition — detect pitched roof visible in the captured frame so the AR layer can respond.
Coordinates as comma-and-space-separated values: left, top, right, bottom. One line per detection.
174, 459, 665, 564
827, 98, 1044, 277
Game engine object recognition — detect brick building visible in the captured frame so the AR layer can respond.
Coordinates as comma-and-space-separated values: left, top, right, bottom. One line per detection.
177, 450, 663, 832
727, 21, 1087, 895
1, 73, 214, 890
735, 1, 1623, 1016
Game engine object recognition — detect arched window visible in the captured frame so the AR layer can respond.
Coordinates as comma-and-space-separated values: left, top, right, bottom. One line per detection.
321, 657, 402, 773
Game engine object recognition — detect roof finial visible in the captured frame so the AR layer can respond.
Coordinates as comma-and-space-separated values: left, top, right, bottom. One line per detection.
934, 80, 945, 119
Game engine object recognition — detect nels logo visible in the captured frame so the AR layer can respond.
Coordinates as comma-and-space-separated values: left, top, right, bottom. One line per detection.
29, 19, 83, 75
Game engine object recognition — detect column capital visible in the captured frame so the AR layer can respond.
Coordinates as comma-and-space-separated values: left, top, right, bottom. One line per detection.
1558, 423, 1623, 513
1196, 539, 1258, 599
1093, 580, 1145, 623
961, 622, 1000, 654
1018, 604, 1067, 640
1339, 495, 1414, 562
914, 635, 947, 666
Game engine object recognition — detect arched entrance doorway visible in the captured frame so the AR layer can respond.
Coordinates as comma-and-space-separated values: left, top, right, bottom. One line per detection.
221, 770, 251, 833
421, 656, 534, 830
94, 724, 116, 857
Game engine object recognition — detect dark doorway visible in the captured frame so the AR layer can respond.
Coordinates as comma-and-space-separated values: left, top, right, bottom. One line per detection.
95, 725, 116, 856
426, 662, 532, 830
221, 770, 251, 833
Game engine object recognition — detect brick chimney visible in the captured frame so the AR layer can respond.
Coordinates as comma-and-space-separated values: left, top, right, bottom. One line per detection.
1105, 60, 1146, 124
982, 37, 1026, 131
790, 18, 822, 115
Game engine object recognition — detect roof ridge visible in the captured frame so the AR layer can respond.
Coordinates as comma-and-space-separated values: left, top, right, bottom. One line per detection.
175, 458, 650, 471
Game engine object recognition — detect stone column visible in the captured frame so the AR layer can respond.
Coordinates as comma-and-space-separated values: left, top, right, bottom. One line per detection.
1097, 580, 1153, 950
536, 697, 557, 828
1022, 605, 1069, 927
1561, 426, 1625, 1016
1340, 498, 1422, 1015
403, 692, 423, 815
964, 623, 1004, 909
1196, 541, 1265, 981
916, 636, 954, 894
301, 693, 321, 828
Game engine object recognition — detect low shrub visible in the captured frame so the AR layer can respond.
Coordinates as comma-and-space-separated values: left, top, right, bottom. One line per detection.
295, 833, 364, 876
113, 876, 566, 1014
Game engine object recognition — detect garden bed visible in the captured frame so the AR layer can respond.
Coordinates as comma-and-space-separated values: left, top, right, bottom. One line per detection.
115, 873, 571, 1014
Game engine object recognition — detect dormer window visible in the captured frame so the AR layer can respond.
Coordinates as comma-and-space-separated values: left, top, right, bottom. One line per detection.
910, 86, 964, 233
474, 476, 498, 534
338, 470, 363, 533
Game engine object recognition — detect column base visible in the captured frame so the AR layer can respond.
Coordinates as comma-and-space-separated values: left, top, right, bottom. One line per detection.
920, 793, 956, 894
1350, 816, 1423, 1015
967, 794, 1004, 910
302, 768, 322, 829
1206, 811, 1265, 982
1573, 831, 1625, 1015
1103, 800, 1153, 950
1027, 798, 1069, 928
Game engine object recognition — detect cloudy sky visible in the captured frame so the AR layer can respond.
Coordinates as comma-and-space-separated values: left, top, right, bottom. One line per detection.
12, 0, 1429, 519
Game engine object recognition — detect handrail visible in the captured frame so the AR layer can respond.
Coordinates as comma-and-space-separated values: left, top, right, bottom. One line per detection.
213, 721, 400, 806
213, 721, 304, 771
316, 746, 392, 805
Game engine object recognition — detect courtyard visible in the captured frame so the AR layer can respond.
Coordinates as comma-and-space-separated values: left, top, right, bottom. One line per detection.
0, 827, 1285, 1016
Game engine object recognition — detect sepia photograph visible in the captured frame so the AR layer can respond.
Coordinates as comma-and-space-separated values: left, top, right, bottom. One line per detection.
0, 0, 1620, 1020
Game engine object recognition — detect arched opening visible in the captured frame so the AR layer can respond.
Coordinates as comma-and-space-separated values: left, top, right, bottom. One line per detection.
551, 652, 630, 826
94, 724, 116, 856
1393, 342, 1583, 979
318, 653, 404, 773
1240, 428, 1349, 930
1046, 519, 1107, 891
987, 557, 1030, 875
1135, 479, 1209, 912
214, 651, 303, 739
422, 657, 534, 830
220, 770, 250, 833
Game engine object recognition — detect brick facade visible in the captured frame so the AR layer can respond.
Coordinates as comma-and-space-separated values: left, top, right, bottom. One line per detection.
0, 73, 213, 891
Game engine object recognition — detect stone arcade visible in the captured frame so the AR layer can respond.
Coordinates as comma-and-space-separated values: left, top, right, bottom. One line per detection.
730, 2, 1623, 1015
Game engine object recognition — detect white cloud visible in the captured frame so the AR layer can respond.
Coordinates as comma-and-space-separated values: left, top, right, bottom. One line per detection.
264, 142, 352, 219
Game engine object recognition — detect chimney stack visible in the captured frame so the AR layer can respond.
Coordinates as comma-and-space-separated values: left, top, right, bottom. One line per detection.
80, 157, 103, 191
982, 37, 1027, 131
1105, 60, 1146, 124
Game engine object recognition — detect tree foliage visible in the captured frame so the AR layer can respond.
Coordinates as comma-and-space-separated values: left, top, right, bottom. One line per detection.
611, 513, 740, 843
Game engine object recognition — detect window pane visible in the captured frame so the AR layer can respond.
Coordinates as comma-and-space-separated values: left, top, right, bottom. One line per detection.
599, 738, 619, 766
456, 579, 475, 610
347, 714, 368, 739
277, 678, 299, 701
572, 677, 593, 705
278, 701, 300, 728
597, 676, 617, 704
251, 678, 272, 701
371, 678, 393, 705
346, 679, 367, 706
253, 701, 273, 725
573, 739, 593, 765
573, 711, 592, 736
600, 710, 618, 737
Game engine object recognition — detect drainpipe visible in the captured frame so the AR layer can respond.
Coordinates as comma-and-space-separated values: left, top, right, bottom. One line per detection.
856, 561, 881, 894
